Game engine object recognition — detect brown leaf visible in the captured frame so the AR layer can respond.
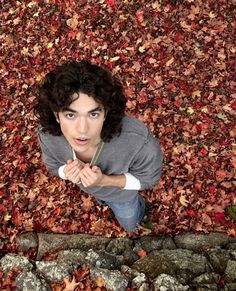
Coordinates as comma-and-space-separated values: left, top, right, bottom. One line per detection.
81, 195, 94, 211
62, 276, 80, 291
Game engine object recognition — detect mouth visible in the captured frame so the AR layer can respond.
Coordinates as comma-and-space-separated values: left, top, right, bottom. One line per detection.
74, 137, 90, 146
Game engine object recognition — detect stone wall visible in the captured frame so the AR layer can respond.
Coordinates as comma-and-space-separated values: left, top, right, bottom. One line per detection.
0, 232, 236, 290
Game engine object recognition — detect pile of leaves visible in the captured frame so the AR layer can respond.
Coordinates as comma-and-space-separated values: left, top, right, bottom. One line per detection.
1, 0, 236, 259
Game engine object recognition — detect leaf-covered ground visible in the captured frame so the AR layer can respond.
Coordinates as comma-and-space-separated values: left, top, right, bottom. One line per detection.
1, 0, 236, 255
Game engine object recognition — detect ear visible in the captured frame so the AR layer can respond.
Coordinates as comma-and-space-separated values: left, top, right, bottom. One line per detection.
54, 112, 60, 123
104, 109, 108, 120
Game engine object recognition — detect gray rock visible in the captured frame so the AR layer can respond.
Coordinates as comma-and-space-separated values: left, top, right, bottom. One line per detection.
222, 283, 236, 290
132, 249, 209, 282
132, 273, 147, 289
137, 283, 150, 291
90, 267, 128, 291
106, 238, 133, 255
57, 249, 86, 265
106, 237, 138, 266
57, 248, 122, 270
207, 248, 231, 273
192, 272, 220, 284
226, 243, 236, 250
16, 232, 38, 252
120, 265, 144, 280
153, 274, 189, 291
132, 250, 174, 279
230, 250, 236, 260
37, 233, 111, 260
174, 232, 236, 251
122, 248, 139, 266
16, 270, 50, 291
0, 254, 33, 273
190, 284, 218, 290
136, 236, 176, 253
225, 260, 236, 282
36, 260, 78, 282
85, 249, 122, 269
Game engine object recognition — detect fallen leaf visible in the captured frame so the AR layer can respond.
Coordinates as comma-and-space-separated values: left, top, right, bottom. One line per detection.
179, 194, 188, 206
94, 276, 106, 288
137, 248, 147, 257
62, 276, 80, 291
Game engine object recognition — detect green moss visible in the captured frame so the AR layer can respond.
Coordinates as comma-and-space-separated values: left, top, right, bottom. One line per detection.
226, 205, 236, 221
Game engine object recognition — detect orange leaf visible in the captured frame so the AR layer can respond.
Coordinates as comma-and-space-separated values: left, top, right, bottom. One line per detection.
137, 248, 147, 257
216, 170, 227, 179
94, 276, 106, 288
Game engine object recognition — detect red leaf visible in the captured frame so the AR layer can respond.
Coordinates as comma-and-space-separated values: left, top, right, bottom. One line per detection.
105, 0, 116, 9
231, 101, 236, 109
135, 9, 144, 25
12, 207, 22, 226
0, 204, 7, 212
199, 148, 207, 157
173, 33, 184, 42
52, 207, 61, 216
208, 185, 216, 194
186, 208, 197, 218
212, 212, 226, 224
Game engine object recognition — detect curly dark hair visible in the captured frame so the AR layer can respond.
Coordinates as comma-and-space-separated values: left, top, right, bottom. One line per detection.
34, 60, 126, 142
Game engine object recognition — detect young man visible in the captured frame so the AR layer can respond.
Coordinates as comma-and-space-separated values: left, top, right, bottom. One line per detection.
35, 60, 163, 231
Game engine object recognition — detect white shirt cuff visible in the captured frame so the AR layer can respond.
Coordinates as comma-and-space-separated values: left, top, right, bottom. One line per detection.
124, 173, 141, 190
58, 165, 68, 180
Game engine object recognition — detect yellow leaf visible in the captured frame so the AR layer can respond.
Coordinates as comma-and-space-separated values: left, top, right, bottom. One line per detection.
192, 90, 201, 98
187, 107, 194, 114
152, 2, 161, 10
209, 11, 216, 18
110, 56, 120, 62
179, 194, 188, 206
138, 45, 146, 53
47, 42, 53, 49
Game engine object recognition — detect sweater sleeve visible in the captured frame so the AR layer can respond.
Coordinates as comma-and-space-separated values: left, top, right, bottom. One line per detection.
128, 131, 163, 190
37, 129, 63, 177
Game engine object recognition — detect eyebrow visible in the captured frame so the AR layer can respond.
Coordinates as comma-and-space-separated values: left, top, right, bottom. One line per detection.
63, 106, 103, 114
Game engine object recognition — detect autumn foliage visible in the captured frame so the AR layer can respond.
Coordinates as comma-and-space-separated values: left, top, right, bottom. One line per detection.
1, 0, 236, 263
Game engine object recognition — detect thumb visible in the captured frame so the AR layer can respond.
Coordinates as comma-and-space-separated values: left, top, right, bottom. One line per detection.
67, 159, 73, 164
91, 165, 98, 172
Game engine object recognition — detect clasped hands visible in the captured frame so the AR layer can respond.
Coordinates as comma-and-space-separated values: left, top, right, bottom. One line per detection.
63, 159, 103, 187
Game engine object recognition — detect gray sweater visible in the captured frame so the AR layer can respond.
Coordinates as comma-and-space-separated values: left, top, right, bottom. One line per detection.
37, 115, 163, 202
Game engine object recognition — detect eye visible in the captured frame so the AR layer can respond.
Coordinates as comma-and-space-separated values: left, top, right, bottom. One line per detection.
65, 113, 75, 119
90, 112, 99, 118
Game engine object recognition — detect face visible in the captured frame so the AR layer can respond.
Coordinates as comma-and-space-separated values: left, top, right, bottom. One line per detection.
57, 92, 105, 154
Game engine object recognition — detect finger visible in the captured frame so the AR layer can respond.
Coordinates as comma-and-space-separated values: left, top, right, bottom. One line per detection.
79, 171, 95, 187
71, 171, 82, 184
65, 165, 81, 181
65, 160, 80, 174
69, 167, 81, 180
79, 170, 92, 183
91, 165, 98, 172
67, 159, 73, 164
83, 165, 96, 176
80, 175, 91, 187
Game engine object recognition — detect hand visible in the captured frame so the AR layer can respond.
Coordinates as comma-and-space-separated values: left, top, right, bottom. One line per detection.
78, 163, 104, 187
63, 159, 84, 184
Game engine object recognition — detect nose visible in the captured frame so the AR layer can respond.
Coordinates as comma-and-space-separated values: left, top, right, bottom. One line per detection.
77, 116, 88, 134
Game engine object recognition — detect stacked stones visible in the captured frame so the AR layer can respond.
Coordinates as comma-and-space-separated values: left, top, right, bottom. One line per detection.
0, 232, 236, 290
